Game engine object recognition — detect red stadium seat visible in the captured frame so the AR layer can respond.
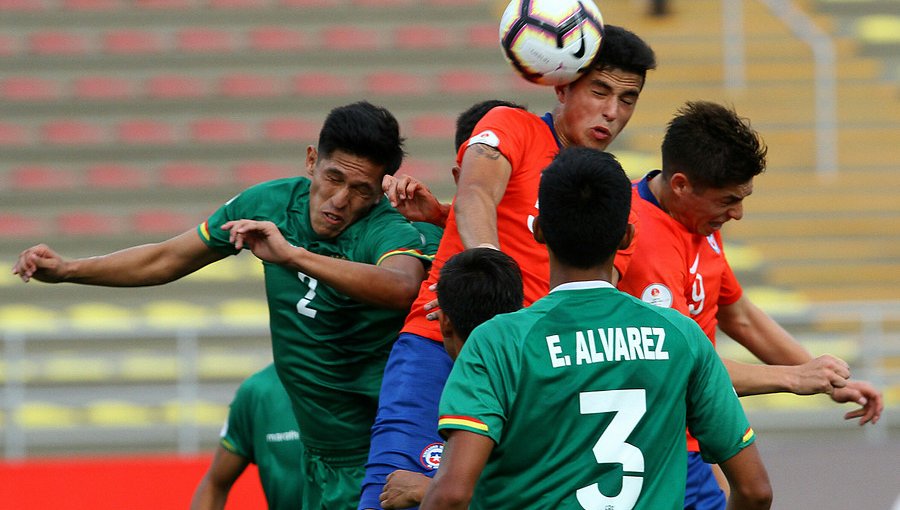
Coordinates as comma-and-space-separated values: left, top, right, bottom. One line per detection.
135, 0, 193, 9
321, 25, 381, 51
145, 74, 208, 99
262, 117, 319, 142
57, 211, 121, 236
399, 158, 445, 182
0, 34, 19, 56
62, 0, 122, 10
0, 214, 49, 238
177, 28, 238, 53
353, 0, 413, 6
159, 162, 222, 188
42, 120, 106, 145
10, 166, 79, 190
0, 122, 30, 146
29, 30, 91, 56
85, 164, 149, 189
102, 29, 165, 55
407, 114, 455, 140
436, 70, 500, 94
248, 26, 306, 52
292, 72, 354, 97
365, 71, 429, 96
234, 161, 297, 186
465, 23, 500, 49
393, 25, 454, 50
219, 73, 283, 98
0, 0, 48, 11
132, 209, 198, 235
116, 119, 178, 145
191, 118, 250, 143
209, 0, 269, 8
279, 0, 342, 7
73, 76, 135, 100
0, 76, 61, 102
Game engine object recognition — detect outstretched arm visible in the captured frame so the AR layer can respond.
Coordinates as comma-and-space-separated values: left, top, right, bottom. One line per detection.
453, 144, 513, 250
419, 430, 493, 510
12, 229, 226, 287
383, 174, 451, 227
190, 445, 251, 510
223, 220, 425, 310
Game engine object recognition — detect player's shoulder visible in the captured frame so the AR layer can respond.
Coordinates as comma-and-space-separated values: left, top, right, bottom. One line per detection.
239, 364, 281, 395
238, 176, 309, 203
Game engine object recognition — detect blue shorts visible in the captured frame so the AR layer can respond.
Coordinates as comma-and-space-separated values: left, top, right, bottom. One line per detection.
359, 333, 453, 510
684, 451, 726, 510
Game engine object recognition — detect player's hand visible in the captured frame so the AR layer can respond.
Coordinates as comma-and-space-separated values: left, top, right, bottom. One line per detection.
380, 469, 431, 509
12, 244, 68, 283
830, 379, 883, 426
222, 220, 295, 265
383, 174, 447, 226
423, 283, 440, 320
789, 354, 851, 395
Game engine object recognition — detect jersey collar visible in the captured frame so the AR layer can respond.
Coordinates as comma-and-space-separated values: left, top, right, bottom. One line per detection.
551, 280, 615, 293
541, 112, 563, 149
636, 169, 663, 210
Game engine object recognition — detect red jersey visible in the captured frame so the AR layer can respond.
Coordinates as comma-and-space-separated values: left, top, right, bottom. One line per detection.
402, 106, 633, 341
689, 232, 743, 342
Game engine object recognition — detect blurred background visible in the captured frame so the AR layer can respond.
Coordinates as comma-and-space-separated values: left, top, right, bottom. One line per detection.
1, 0, 898, 508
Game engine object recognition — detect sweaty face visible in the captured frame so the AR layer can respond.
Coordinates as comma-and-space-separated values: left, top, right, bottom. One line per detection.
554, 67, 644, 150
306, 148, 385, 239
673, 179, 753, 236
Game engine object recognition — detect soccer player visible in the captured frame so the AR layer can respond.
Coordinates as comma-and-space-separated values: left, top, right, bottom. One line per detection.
617, 100, 883, 509
378, 247, 524, 509
13, 101, 439, 510
360, 26, 657, 510
420, 147, 772, 510
191, 364, 302, 510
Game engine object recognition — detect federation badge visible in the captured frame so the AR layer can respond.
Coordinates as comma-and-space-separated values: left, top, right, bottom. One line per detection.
706, 234, 721, 254
419, 442, 444, 470
641, 284, 673, 308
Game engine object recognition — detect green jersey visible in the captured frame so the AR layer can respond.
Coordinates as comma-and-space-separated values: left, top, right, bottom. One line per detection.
221, 364, 302, 510
200, 177, 432, 452
438, 281, 754, 510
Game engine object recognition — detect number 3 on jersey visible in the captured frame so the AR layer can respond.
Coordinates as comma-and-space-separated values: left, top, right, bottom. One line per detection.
577, 389, 646, 510
296, 271, 319, 319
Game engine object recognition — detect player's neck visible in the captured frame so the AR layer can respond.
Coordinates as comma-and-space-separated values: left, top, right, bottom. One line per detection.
647, 172, 670, 213
548, 252, 615, 289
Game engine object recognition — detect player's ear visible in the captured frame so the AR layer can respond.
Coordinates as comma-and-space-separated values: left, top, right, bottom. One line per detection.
451, 165, 461, 185
669, 172, 692, 197
618, 223, 635, 250
306, 145, 318, 176
532, 215, 545, 244
554, 84, 568, 103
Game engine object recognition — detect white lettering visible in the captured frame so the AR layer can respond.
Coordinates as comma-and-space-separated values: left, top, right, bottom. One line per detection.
627, 327, 644, 360
546, 335, 570, 368
640, 327, 655, 360
654, 328, 669, 360
614, 328, 629, 361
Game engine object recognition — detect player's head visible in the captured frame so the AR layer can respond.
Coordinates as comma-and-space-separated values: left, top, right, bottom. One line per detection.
306, 101, 405, 238
552, 25, 656, 151
660, 101, 767, 236
535, 147, 632, 269
437, 247, 524, 360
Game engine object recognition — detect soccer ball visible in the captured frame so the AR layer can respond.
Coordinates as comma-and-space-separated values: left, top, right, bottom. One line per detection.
499, 0, 605, 86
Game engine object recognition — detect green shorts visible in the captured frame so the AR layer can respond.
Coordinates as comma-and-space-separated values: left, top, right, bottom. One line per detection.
301, 446, 368, 510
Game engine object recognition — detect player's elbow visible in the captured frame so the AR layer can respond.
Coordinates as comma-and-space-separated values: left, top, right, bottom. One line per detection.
731, 477, 773, 509
422, 486, 471, 510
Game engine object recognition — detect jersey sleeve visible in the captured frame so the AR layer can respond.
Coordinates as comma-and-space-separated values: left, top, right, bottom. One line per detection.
463, 107, 535, 172
682, 322, 755, 464
437, 328, 510, 444
198, 184, 270, 255
718, 255, 743, 306
358, 205, 432, 266
220, 377, 257, 463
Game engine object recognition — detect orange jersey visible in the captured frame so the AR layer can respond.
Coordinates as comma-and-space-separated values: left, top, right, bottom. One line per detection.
689, 232, 743, 342
403, 107, 635, 341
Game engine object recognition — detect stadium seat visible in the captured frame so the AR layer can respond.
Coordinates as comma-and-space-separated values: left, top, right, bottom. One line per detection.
200, 351, 269, 379
42, 119, 106, 145
0, 0, 48, 11
28, 30, 91, 56
218, 298, 270, 328
85, 163, 149, 189
136, 0, 194, 10
392, 25, 454, 50
218, 73, 283, 98
190, 117, 250, 143
262, 117, 319, 142
465, 23, 501, 49
0, 122, 31, 146
0, 214, 48, 239
42, 355, 114, 383
119, 353, 179, 381
142, 300, 212, 328
62, 0, 122, 10
365, 71, 429, 96
86, 400, 156, 427
234, 161, 297, 185
407, 114, 455, 139
320, 25, 381, 51
10, 166, 79, 190
279, 0, 342, 6
292, 72, 355, 97
73, 76, 135, 100
248, 26, 306, 52
162, 399, 227, 426
132, 209, 198, 235
116, 119, 178, 145
436, 70, 500, 94
0, 76, 61, 102
57, 211, 122, 236
145, 74, 209, 99
209, 0, 269, 8
16, 402, 79, 429
0, 304, 60, 333
102, 29, 165, 55
398, 158, 445, 183
0, 34, 19, 56
67, 302, 137, 331
159, 162, 221, 188
176, 27, 238, 53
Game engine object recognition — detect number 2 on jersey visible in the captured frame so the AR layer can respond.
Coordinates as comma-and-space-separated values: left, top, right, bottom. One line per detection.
576, 389, 646, 510
295, 271, 319, 319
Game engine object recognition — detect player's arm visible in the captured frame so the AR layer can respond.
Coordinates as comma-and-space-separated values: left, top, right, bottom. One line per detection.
13, 230, 226, 286
419, 430, 494, 510
224, 220, 425, 310
383, 174, 451, 227
189, 445, 251, 510
453, 143, 513, 250
718, 444, 772, 510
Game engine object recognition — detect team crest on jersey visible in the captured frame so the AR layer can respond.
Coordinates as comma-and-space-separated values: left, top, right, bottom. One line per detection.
641, 284, 673, 308
467, 130, 500, 149
419, 442, 444, 470
706, 234, 721, 254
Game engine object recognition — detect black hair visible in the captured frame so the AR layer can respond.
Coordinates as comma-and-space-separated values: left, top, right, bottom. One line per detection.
537, 147, 631, 269
317, 101, 406, 176
437, 248, 524, 340
454, 99, 527, 152
590, 24, 657, 84
661, 101, 767, 190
